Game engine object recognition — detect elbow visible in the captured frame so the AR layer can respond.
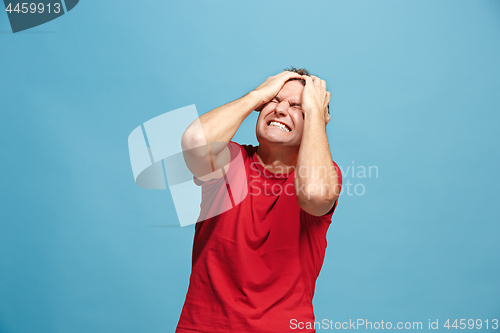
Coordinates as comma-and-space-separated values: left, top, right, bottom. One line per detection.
181, 125, 207, 153
298, 184, 339, 203
297, 185, 339, 216
181, 126, 212, 163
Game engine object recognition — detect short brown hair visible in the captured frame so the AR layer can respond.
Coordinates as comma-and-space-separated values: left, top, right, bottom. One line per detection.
284, 67, 309, 86
285, 67, 311, 76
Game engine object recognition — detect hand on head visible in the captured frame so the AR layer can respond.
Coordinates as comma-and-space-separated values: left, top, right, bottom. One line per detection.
253, 71, 303, 111
301, 75, 331, 125
254, 71, 330, 125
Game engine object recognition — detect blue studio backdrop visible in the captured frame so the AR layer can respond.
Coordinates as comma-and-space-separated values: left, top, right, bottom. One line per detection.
1, 1, 499, 332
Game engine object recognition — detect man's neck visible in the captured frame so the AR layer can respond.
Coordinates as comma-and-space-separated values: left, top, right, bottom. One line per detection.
256, 144, 298, 174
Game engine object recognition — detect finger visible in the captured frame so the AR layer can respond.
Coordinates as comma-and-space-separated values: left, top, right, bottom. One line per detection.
315, 77, 324, 89
303, 75, 314, 85
286, 72, 303, 81
280, 70, 302, 78
326, 91, 331, 104
272, 71, 289, 79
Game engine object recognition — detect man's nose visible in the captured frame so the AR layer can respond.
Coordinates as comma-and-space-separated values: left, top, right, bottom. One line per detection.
275, 101, 289, 116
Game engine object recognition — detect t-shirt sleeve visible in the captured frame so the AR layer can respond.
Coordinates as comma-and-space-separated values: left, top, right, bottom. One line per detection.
192, 141, 251, 224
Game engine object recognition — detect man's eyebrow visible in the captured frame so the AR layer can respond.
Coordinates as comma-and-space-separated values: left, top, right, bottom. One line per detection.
274, 95, 301, 107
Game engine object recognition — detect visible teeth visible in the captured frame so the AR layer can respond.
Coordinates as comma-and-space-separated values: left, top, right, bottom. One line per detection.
269, 121, 290, 132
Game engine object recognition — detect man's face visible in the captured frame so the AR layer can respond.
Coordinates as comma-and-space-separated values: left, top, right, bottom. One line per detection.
256, 80, 305, 149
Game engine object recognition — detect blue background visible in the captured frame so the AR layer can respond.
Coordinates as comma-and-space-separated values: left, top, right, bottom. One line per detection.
1, 0, 499, 332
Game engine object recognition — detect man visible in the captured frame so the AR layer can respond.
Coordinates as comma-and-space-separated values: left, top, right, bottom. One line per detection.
176, 68, 342, 333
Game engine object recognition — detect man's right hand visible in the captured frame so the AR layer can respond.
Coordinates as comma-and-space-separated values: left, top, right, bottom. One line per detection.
253, 71, 303, 111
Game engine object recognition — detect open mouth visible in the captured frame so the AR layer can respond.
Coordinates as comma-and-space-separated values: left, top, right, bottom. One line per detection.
268, 121, 291, 132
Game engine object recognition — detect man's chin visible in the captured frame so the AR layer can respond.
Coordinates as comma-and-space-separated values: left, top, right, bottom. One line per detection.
258, 135, 299, 148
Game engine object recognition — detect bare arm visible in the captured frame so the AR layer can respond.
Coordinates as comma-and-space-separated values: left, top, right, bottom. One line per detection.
295, 76, 339, 216
182, 71, 303, 181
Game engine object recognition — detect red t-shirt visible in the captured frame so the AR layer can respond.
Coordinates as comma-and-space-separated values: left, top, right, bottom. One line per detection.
176, 142, 342, 333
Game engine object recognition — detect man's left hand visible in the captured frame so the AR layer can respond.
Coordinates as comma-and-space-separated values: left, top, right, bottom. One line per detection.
301, 75, 331, 125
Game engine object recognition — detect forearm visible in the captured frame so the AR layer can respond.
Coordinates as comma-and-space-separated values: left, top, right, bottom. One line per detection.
182, 91, 261, 155
295, 109, 339, 214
